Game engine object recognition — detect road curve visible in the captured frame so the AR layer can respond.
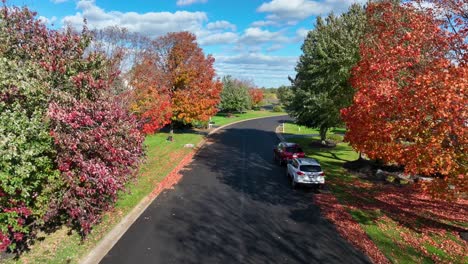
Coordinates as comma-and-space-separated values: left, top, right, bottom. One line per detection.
101, 116, 370, 264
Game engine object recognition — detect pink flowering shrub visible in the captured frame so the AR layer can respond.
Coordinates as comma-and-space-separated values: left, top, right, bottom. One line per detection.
0, 4, 144, 251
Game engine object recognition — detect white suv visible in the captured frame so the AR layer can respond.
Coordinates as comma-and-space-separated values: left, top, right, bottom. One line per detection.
286, 158, 325, 189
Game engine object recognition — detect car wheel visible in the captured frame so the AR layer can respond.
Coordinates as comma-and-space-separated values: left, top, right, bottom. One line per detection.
291, 177, 297, 189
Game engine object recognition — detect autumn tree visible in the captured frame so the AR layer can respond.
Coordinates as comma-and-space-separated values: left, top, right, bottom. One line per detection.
0, 5, 144, 251
341, 1, 467, 198
91, 26, 152, 96
249, 88, 264, 109
131, 32, 222, 133
219, 75, 251, 113
289, 4, 366, 142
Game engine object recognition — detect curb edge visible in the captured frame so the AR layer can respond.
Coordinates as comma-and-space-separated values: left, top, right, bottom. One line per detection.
79, 114, 288, 264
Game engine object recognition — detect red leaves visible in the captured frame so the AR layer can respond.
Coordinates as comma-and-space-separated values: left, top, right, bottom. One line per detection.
249, 88, 264, 108
0, 232, 11, 252
320, 175, 468, 263
315, 193, 390, 264
130, 32, 222, 134
48, 97, 144, 235
341, 1, 467, 198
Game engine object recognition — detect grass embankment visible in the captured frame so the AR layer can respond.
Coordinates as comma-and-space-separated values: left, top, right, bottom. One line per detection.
6, 110, 285, 264
288, 128, 467, 264
284, 123, 345, 136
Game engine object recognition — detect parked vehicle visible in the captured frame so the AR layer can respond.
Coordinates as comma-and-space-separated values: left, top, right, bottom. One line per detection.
286, 158, 325, 189
273, 142, 305, 165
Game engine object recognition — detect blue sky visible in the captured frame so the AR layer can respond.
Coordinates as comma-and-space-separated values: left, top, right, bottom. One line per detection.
7, 0, 364, 87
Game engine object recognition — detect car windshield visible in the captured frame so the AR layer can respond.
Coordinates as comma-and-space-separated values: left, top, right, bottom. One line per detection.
299, 165, 321, 172
285, 146, 302, 153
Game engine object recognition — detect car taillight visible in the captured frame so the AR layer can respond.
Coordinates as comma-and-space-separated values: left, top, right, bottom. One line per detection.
319, 172, 325, 176
297, 171, 305, 176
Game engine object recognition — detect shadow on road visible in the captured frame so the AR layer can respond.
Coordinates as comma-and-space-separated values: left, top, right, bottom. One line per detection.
102, 117, 370, 264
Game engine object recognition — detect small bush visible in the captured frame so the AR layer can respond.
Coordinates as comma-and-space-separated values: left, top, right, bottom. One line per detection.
272, 105, 283, 112
327, 133, 344, 143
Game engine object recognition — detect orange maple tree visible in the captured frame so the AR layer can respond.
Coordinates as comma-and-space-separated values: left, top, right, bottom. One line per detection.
249, 88, 264, 108
130, 32, 222, 133
130, 57, 173, 134
341, 1, 467, 197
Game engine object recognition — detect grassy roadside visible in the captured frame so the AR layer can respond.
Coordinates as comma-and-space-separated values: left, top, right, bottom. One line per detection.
210, 110, 286, 126
284, 123, 346, 137
287, 130, 468, 263
5, 110, 285, 264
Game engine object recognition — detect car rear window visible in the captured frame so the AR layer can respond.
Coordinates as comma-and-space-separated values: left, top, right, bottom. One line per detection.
299, 165, 321, 172
286, 146, 303, 152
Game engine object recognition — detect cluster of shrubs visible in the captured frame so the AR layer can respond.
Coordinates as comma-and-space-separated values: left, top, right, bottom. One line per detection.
0, 7, 144, 252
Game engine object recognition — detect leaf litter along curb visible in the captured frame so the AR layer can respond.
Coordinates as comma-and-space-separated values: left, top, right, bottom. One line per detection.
317, 175, 468, 264
314, 193, 390, 264
149, 150, 196, 199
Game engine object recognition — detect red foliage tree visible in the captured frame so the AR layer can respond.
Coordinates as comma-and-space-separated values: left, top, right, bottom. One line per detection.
341, 1, 467, 198
0, 4, 144, 251
43, 31, 145, 235
130, 57, 172, 134
131, 32, 222, 133
249, 88, 264, 108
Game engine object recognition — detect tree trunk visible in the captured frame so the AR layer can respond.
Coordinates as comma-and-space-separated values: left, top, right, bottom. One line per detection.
358, 152, 363, 161
319, 126, 328, 145
170, 121, 174, 135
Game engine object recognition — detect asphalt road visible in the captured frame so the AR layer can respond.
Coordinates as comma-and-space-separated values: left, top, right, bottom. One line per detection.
101, 116, 370, 264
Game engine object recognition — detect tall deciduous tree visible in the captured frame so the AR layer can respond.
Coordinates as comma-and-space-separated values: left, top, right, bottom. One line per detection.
131, 32, 222, 133
341, 1, 467, 198
129, 56, 173, 134
249, 88, 264, 109
219, 75, 251, 113
289, 4, 366, 142
90, 26, 152, 96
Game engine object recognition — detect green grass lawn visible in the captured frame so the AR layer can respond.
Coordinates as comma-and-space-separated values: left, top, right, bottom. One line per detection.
287, 136, 467, 264
284, 123, 345, 141
284, 123, 320, 135
210, 110, 286, 127
7, 110, 284, 264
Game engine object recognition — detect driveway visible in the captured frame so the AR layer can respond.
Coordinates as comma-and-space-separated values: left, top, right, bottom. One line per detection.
101, 116, 370, 264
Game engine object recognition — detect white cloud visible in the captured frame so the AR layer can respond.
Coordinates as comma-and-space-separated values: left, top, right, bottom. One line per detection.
250, 20, 278, 27
266, 44, 284, 52
198, 32, 238, 45
217, 53, 296, 66
239, 27, 287, 44
296, 28, 309, 39
62, 0, 208, 37
257, 0, 366, 23
206, 20, 236, 31
38, 15, 58, 25
215, 53, 297, 87
176, 0, 208, 6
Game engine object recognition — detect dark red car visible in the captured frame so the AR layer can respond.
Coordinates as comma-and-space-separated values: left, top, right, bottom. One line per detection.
273, 142, 305, 166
